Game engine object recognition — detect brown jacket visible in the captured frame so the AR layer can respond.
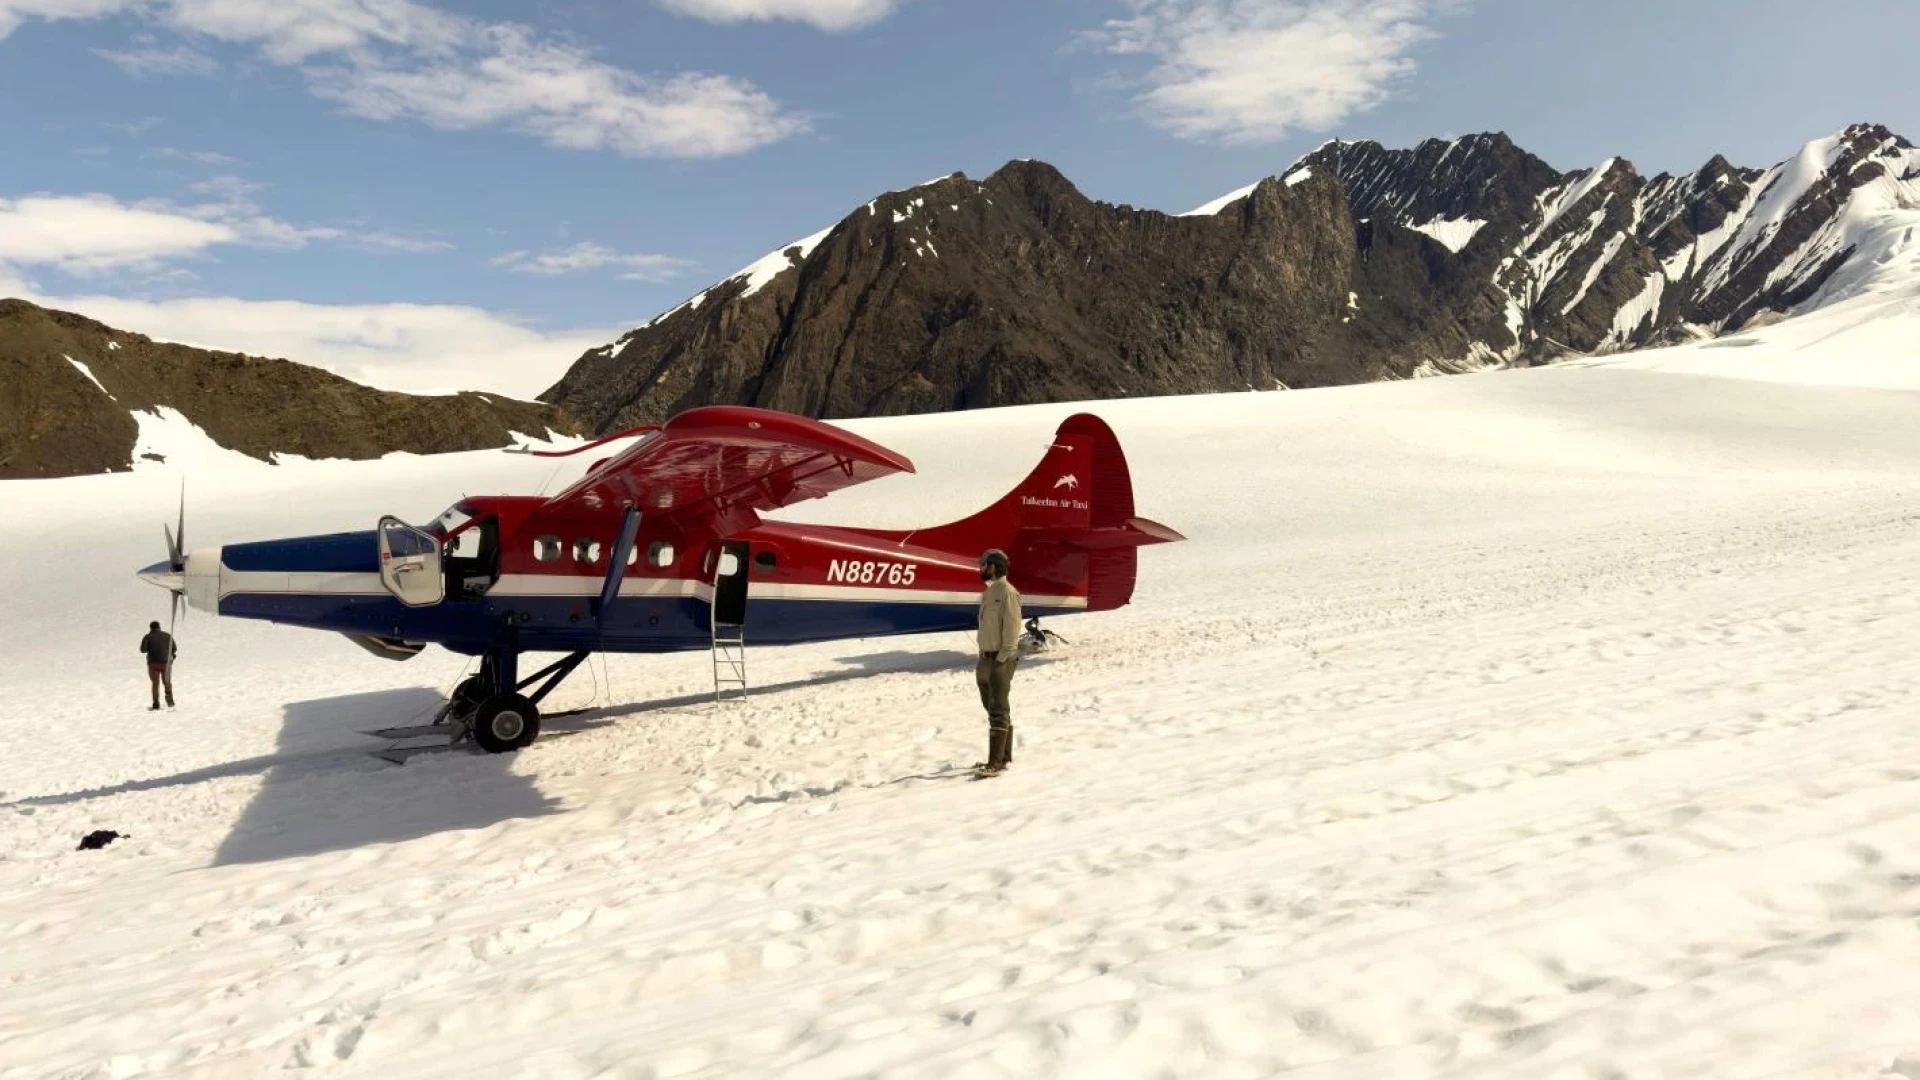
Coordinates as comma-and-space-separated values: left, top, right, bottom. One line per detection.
977, 577, 1023, 661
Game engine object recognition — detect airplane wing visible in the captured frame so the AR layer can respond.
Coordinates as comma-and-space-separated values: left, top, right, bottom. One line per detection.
541, 406, 915, 535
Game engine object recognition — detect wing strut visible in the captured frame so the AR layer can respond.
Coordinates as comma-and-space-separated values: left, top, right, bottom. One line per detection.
597, 508, 643, 622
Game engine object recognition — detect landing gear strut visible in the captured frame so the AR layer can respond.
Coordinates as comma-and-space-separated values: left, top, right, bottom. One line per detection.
449, 649, 592, 754
1018, 618, 1068, 657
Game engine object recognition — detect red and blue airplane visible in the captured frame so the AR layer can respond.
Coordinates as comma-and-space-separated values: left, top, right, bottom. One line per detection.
138, 407, 1182, 753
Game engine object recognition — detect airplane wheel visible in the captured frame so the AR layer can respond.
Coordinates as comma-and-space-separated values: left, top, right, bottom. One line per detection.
451, 676, 487, 718
472, 693, 540, 754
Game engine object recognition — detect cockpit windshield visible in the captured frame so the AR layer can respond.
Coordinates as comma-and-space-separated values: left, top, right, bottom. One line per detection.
429, 504, 475, 538
430, 504, 484, 558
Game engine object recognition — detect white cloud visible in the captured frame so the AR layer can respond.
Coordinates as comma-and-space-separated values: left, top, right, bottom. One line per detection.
92, 43, 219, 76
153, 147, 244, 166
658, 0, 905, 32
186, 173, 263, 201
8, 0, 808, 158
491, 242, 695, 282
355, 233, 455, 254
159, 0, 473, 64
0, 195, 238, 273
1087, 0, 1454, 144
0, 205, 585, 396
0, 0, 129, 38
13, 289, 619, 396
178, 175, 347, 248
306, 29, 808, 158
0, 183, 446, 274
104, 115, 166, 137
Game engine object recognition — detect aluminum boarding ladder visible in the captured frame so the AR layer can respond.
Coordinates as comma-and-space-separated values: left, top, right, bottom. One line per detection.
712, 621, 748, 702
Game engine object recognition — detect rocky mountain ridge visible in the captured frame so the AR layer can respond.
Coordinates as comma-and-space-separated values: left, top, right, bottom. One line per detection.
542, 123, 1918, 433
1292, 122, 1917, 357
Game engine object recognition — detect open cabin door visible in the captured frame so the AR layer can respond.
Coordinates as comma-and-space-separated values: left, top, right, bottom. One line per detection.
378, 516, 445, 608
443, 514, 501, 600
711, 540, 750, 628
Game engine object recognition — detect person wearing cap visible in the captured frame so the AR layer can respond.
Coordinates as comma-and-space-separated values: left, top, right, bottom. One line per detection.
974, 548, 1022, 777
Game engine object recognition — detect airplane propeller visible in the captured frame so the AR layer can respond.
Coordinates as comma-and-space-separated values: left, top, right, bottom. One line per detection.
164, 479, 185, 573
158, 481, 187, 638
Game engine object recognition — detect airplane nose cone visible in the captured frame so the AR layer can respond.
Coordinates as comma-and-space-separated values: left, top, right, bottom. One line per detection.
138, 559, 185, 592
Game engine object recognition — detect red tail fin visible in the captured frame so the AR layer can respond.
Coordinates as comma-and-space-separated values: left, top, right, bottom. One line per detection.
910, 414, 1183, 612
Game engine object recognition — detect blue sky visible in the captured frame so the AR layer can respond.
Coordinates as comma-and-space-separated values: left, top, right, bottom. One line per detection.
1, 0, 1914, 395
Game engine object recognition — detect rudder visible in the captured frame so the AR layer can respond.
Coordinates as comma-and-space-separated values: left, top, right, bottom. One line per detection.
910, 413, 1179, 613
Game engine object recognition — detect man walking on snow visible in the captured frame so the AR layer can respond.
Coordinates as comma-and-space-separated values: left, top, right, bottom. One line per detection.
140, 620, 177, 711
975, 548, 1022, 777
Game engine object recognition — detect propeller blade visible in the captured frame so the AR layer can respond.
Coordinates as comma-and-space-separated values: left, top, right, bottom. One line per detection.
169, 589, 182, 637
162, 480, 187, 572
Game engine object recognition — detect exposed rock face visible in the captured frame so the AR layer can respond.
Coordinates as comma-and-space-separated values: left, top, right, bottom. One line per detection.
0, 300, 580, 479
544, 122, 1916, 434
544, 163, 1516, 432
1300, 123, 1918, 357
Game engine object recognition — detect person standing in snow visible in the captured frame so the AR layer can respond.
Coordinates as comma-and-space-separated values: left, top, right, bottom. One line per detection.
140, 620, 176, 711
975, 548, 1022, 777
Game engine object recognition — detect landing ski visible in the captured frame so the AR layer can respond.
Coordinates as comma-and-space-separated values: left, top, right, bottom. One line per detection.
361, 724, 459, 740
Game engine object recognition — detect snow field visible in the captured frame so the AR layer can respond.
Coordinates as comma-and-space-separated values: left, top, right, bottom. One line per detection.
3, 360, 1920, 1078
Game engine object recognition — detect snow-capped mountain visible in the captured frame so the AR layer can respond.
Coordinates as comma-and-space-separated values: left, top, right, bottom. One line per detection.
542, 124, 1918, 434
1293, 122, 1920, 357
542, 161, 1515, 433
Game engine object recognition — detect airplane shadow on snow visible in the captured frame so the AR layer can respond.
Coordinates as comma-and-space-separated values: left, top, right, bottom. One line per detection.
546, 646, 1012, 729
210, 688, 564, 866
214, 647, 991, 864
9, 647, 1038, 863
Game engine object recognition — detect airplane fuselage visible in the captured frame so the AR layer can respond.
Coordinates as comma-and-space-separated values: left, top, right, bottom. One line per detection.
136, 408, 1180, 752
153, 518, 1091, 657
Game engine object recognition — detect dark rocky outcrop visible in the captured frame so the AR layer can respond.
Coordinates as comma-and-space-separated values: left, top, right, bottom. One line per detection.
0, 299, 580, 479
543, 162, 1514, 432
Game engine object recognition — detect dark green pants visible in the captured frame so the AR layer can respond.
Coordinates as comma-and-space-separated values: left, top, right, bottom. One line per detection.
976, 653, 1016, 760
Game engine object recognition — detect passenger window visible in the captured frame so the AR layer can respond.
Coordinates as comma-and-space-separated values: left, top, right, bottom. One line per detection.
649, 541, 675, 569
574, 538, 602, 564
626, 544, 638, 566
754, 550, 777, 574
533, 536, 563, 563
716, 552, 741, 577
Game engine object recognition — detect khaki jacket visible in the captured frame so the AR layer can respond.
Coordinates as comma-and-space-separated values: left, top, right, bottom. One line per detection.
977, 576, 1023, 660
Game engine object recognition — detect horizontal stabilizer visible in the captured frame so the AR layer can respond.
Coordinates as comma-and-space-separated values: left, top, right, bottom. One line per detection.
1020, 516, 1186, 551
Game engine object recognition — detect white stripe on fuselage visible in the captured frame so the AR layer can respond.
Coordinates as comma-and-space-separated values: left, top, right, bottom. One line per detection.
219, 571, 703, 601
220, 570, 384, 598
748, 581, 1087, 608
218, 569, 1086, 609
487, 574, 704, 599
